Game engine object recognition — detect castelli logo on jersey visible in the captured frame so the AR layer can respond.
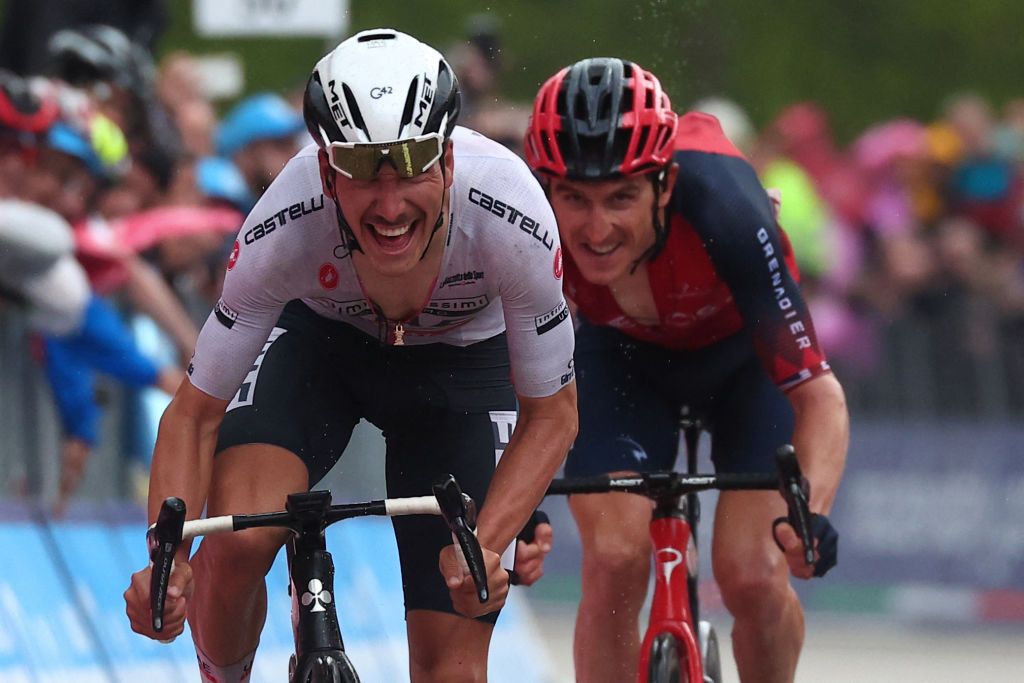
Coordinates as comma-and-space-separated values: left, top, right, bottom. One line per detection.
319, 263, 339, 289
553, 247, 563, 279
227, 240, 240, 271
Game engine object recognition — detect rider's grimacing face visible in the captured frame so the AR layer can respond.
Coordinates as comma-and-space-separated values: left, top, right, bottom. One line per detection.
319, 141, 453, 277
548, 166, 676, 285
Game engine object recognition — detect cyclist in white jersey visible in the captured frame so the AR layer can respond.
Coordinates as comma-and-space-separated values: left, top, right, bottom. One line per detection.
124, 29, 577, 683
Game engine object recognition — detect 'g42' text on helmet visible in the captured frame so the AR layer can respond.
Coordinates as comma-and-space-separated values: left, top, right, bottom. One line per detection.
303, 28, 461, 147
525, 57, 678, 180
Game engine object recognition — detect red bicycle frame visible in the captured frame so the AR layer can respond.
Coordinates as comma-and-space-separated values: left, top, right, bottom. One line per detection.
544, 441, 814, 683
638, 507, 703, 682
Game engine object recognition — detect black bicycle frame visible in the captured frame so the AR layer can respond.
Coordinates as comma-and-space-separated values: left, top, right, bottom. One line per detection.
285, 490, 359, 682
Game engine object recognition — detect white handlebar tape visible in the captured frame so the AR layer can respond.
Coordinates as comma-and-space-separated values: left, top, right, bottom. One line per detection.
181, 516, 234, 540
384, 496, 441, 516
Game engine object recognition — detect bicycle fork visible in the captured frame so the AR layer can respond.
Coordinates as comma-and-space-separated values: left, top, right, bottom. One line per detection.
638, 507, 704, 683
286, 491, 359, 683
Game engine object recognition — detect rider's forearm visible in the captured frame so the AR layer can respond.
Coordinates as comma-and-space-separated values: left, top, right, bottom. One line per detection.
147, 387, 224, 556
789, 372, 849, 514
475, 384, 578, 554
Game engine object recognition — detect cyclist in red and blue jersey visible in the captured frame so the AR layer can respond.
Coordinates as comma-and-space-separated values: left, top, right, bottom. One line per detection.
525, 58, 848, 683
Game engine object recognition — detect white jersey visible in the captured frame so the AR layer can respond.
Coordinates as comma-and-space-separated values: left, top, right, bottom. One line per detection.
189, 127, 574, 400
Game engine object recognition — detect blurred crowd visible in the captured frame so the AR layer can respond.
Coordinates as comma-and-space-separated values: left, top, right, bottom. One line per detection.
729, 96, 1024, 367
2, 13, 1023, 509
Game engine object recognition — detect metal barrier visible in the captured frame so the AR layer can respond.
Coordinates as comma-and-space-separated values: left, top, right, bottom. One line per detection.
0, 308, 126, 502
835, 302, 1024, 419
3, 300, 1023, 502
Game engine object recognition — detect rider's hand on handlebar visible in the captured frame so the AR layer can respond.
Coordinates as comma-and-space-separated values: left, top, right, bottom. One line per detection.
439, 545, 508, 618
512, 522, 553, 586
124, 560, 195, 641
773, 514, 839, 579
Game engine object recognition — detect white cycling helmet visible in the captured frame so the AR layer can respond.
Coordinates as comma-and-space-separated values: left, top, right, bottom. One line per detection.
303, 28, 460, 146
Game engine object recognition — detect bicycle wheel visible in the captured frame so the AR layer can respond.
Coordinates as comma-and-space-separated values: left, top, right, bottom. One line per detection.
700, 622, 722, 683
647, 632, 686, 683
290, 651, 360, 683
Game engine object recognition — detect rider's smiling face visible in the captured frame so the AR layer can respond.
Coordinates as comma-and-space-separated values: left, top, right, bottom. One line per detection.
318, 140, 453, 276
548, 166, 676, 286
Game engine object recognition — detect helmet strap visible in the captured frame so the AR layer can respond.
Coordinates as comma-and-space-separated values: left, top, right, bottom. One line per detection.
628, 168, 670, 274
418, 149, 450, 261
326, 174, 363, 254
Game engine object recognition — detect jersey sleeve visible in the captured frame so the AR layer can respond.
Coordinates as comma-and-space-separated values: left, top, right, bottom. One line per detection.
673, 121, 830, 390
484, 162, 575, 398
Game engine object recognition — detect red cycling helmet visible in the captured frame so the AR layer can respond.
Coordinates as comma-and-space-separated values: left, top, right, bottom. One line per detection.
0, 71, 59, 135
525, 57, 678, 179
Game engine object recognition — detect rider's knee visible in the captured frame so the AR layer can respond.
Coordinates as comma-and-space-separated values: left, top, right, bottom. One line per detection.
582, 531, 650, 581
198, 527, 287, 580
714, 552, 792, 620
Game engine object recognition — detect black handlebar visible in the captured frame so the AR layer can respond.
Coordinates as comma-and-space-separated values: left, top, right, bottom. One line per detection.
147, 496, 186, 633
541, 445, 817, 568
432, 475, 489, 603
145, 475, 490, 632
545, 470, 778, 497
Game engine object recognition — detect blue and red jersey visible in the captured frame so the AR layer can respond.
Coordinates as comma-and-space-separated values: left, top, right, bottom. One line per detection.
563, 112, 831, 391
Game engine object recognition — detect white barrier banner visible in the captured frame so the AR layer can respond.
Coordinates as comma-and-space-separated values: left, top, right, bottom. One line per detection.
194, 0, 349, 38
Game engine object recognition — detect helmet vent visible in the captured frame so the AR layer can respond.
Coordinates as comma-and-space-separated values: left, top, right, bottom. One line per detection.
555, 87, 568, 116
635, 126, 651, 159
341, 82, 369, 138
357, 32, 396, 42
399, 76, 420, 133
539, 130, 555, 162
597, 94, 613, 125
573, 92, 589, 120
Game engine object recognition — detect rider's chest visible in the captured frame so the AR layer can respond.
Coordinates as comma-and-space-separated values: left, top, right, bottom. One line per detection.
610, 270, 660, 327
358, 272, 437, 322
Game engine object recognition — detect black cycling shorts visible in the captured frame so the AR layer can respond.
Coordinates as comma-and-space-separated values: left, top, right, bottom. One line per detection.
566, 318, 794, 478
217, 301, 516, 623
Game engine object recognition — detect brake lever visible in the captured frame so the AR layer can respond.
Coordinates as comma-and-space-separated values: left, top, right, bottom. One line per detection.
433, 475, 489, 603
775, 446, 815, 566
147, 497, 186, 633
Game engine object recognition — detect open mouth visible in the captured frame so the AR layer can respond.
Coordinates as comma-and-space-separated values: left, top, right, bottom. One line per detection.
367, 220, 418, 254
582, 241, 622, 257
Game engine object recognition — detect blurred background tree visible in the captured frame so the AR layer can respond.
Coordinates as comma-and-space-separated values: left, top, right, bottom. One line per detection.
115, 0, 1024, 141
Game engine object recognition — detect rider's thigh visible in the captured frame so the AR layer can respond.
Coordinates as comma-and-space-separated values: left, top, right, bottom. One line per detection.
198, 443, 309, 575
406, 610, 492, 683
570, 489, 653, 576
711, 490, 791, 614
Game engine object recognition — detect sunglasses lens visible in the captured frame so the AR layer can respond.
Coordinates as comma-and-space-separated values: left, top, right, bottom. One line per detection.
329, 146, 379, 180
330, 137, 442, 180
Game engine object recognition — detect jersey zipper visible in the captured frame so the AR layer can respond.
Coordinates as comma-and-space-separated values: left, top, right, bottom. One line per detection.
373, 306, 408, 346
363, 279, 439, 347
